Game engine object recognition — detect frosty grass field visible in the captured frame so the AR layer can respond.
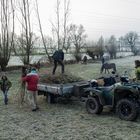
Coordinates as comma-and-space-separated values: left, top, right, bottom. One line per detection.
0, 56, 140, 140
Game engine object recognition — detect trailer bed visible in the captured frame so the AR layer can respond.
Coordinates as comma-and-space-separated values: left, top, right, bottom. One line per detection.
37, 81, 90, 97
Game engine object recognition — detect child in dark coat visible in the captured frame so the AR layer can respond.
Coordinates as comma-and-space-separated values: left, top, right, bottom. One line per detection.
0, 75, 12, 105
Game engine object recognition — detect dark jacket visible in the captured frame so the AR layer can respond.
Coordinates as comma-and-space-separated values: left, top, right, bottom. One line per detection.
101, 57, 105, 64
0, 78, 12, 92
53, 50, 64, 61
135, 67, 140, 81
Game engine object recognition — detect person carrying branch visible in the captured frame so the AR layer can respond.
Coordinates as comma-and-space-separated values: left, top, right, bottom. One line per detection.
52, 49, 65, 75
0, 74, 12, 105
22, 67, 39, 111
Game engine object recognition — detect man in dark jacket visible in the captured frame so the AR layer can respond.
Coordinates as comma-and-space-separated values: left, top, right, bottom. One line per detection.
52, 49, 64, 75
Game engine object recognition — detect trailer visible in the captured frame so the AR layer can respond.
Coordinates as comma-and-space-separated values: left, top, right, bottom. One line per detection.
37, 81, 90, 103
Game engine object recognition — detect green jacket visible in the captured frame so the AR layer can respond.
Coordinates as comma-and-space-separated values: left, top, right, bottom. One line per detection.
135, 67, 140, 81
0, 79, 12, 92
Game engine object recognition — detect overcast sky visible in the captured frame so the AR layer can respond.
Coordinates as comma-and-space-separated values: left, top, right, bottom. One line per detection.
36, 0, 140, 40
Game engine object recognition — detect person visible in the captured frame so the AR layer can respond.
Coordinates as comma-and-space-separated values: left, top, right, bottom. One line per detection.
52, 49, 64, 75
22, 67, 39, 111
0, 74, 12, 105
135, 60, 140, 81
101, 56, 105, 64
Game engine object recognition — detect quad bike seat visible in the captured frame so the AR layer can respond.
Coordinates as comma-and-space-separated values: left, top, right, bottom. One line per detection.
97, 85, 114, 92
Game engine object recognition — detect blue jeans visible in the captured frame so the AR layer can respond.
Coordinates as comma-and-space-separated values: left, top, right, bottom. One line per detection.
3, 90, 8, 105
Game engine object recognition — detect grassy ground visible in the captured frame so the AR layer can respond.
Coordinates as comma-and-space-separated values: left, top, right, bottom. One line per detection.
0, 56, 140, 140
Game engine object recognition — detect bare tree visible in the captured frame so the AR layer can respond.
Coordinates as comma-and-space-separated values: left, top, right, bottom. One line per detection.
97, 36, 104, 57
87, 45, 102, 60
49, 0, 72, 52
0, 0, 15, 71
50, 0, 61, 50
44, 36, 56, 54
70, 24, 87, 62
106, 35, 117, 59
35, 0, 51, 61
125, 31, 138, 55
118, 36, 124, 51
56, 0, 60, 50
11, 0, 16, 55
17, 0, 36, 65
16, 33, 37, 64
86, 37, 104, 60
62, 0, 71, 52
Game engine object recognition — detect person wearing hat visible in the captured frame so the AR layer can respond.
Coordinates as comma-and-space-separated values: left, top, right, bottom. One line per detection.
22, 67, 39, 111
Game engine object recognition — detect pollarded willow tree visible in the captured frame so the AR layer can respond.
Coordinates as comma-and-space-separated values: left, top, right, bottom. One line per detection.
35, 0, 52, 62
0, 0, 15, 71
97, 36, 105, 57
125, 31, 139, 55
50, 0, 61, 50
70, 24, 87, 62
51, 0, 71, 51
16, 0, 37, 65
106, 35, 117, 59
86, 36, 105, 60
62, 0, 71, 52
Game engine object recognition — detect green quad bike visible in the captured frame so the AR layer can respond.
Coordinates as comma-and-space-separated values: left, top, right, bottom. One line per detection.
85, 76, 140, 121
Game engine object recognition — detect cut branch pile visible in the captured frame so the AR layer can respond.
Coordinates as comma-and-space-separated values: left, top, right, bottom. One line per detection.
39, 73, 83, 84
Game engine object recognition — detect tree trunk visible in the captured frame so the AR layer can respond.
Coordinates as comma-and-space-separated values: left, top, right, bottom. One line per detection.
35, 0, 51, 62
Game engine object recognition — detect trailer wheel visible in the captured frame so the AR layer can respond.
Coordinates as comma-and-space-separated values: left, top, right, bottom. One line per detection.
86, 97, 103, 114
47, 94, 56, 104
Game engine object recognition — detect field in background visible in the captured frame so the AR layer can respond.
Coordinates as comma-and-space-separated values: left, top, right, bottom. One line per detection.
8, 51, 133, 66
0, 56, 140, 140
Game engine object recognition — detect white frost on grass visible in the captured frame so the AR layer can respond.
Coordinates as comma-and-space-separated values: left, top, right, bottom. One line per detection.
0, 56, 140, 140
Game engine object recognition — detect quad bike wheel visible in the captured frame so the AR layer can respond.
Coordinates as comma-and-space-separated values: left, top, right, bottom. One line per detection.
86, 97, 103, 114
116, 99, 139, 121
